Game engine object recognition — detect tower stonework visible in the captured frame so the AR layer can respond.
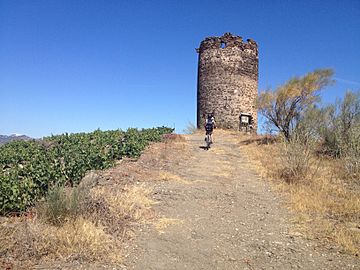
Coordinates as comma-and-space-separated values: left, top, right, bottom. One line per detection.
197, 33, 258, 131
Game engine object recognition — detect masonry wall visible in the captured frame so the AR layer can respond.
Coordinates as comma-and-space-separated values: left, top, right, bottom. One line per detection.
197, 33, 258, 131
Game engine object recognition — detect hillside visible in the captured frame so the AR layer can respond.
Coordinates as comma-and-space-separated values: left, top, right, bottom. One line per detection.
1, 130, 358, 269
0, 134, 32, 145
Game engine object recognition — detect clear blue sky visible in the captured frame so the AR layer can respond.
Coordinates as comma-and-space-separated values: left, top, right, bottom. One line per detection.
1, 0, 359, 138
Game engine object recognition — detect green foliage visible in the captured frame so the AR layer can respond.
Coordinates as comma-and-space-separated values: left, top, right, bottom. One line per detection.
319, 91, 360, 179
258, 69, 334, 140
0, 127, 173, 214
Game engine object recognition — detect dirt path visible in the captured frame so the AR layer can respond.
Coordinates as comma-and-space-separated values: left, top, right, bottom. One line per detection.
123, 132, 358, 270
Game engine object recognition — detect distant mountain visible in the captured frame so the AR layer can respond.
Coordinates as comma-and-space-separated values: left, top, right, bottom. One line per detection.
0, 134, 32, 145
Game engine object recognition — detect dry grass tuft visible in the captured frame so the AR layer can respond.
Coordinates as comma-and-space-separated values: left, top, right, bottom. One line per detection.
0, 217, 121, 267
33, 218, 119, 262
0, 221, 17, 256
239, 134, 278, 145
163, 133, 186, 142
158, 171, 191, 184
333, 225, 360, 255
238, 133, 360, 255
157, 135, 188, 162
0, 181, 157, 267
154, 217, 184, 234
91, 184, 156, 224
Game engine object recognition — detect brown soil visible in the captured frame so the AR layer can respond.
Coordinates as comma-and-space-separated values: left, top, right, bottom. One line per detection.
122, 131, 359, 270
25, 131, 359, 269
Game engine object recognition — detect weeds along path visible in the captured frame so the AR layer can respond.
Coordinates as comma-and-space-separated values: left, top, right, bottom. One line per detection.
124, 131, 359, 270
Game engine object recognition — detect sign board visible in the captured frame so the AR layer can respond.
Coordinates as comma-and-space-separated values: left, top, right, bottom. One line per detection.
241, 116, 249, 124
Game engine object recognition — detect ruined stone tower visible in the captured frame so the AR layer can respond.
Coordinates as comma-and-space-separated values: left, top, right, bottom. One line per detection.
196, 33, 258, 131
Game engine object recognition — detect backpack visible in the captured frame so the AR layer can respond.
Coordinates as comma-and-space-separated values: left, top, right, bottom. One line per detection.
205, 122, 214, 132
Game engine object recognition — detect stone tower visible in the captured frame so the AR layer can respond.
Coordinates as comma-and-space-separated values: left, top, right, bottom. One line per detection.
196, 32, 258, 131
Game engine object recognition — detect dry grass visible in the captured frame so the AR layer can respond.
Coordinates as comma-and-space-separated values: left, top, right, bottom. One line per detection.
91, 184, 156, 224
162, 133, 186, 143
0, 182, 157, 267
158, 171, 191, 184
154, 217, 184, 234
238, 133, 360, 256
30, 218, 119, 262
0, 217, 121, 268
0, 220, 17, 255
333, 225, 360, 255
157, 135, 188, 162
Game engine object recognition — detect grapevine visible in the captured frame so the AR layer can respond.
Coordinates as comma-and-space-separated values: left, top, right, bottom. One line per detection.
0, 127, 173, 214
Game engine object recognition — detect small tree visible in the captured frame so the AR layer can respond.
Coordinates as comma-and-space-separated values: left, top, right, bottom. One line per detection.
258, 69, 334, 140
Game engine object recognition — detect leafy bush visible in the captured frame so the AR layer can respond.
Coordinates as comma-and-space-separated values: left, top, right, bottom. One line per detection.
0, 127, 173, 214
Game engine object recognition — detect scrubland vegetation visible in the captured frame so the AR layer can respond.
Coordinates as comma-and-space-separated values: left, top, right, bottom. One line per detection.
0, 126, 173, 268
0, 127, 173, 214
243, 69, 360, 255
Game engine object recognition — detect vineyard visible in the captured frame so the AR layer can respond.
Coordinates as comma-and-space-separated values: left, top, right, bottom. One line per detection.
0, 127, 173, 214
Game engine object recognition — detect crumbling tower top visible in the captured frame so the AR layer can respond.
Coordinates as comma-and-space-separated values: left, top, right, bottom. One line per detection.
197, 32, 258, 54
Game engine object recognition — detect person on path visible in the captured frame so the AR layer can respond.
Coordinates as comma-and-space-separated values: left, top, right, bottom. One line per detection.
204, 113, 216, 144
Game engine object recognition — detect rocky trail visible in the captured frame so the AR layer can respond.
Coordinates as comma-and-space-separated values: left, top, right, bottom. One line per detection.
122, 132, 359, 270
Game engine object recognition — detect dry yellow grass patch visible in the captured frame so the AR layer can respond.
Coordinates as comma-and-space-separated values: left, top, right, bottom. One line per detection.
33, 218, 119, 262
238, 133, 360, 255
0, 220, 18, 256
158, 171, 191, 184
0, 217, 121, 266
92, 184, 156, 223
239, 140, 281, 180
1, 183, 157, 267
154, 217, 184, 234
158, 137, 189, 162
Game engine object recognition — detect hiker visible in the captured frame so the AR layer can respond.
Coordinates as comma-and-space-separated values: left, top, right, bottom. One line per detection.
204, 113, 216, 144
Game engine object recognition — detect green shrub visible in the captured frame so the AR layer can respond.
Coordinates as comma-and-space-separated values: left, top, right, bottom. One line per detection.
0, 127, 173, 214
341, 126, 360, 180
320, 91, 360, 156
39, 185, 68, 225
38, 181, 90, 226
